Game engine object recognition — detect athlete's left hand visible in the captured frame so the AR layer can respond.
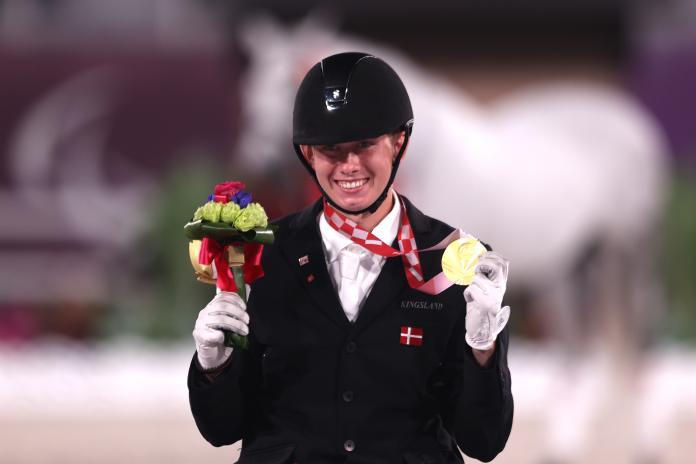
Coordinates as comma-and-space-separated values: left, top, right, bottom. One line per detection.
463, 251, 511, 351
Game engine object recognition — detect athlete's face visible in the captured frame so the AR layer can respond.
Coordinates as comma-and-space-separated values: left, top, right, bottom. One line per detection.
301, 132, 405, 213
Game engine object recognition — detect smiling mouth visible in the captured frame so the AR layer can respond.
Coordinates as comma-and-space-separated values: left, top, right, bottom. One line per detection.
336, 179, 368, 190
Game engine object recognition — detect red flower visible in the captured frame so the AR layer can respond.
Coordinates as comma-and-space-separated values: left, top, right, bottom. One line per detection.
214, 181, 246, 197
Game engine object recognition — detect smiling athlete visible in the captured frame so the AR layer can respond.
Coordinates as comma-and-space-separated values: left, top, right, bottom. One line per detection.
188, 52, 513, 464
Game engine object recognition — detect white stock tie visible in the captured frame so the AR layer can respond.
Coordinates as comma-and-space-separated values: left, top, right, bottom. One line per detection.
338, 244, 370, 322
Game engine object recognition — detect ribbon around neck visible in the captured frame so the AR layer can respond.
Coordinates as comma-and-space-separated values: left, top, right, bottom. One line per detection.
198, 237, 264, 292
323, 196, 478, 295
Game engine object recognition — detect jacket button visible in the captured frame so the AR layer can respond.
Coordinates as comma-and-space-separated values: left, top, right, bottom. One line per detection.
342, 390, 354, 402
346, 341, 357, 353
344, 439, 355, 452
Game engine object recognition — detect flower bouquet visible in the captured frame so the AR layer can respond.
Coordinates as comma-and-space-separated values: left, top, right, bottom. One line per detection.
184, 181, 276, 349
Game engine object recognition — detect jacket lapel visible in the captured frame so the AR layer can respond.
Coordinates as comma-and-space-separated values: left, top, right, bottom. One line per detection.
351, 195, 437, 336
350, 249, 406, 335
280, 200, 352, 331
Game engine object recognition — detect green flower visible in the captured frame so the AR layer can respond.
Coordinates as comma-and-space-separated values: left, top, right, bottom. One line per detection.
201, 201, 223, 222
233, 202, 268, 231
193, 205, 205, 221
220, 202, 241, 224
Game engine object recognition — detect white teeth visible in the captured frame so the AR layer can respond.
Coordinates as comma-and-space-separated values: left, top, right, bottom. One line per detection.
337, 179, 367, 189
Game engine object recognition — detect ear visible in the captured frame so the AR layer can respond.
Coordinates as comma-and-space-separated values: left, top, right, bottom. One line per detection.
392, 131, 407, 162
299, 144, 314, 166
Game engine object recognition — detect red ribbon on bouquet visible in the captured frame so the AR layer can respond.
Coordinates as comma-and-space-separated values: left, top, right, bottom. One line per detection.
198, 237, 265, 292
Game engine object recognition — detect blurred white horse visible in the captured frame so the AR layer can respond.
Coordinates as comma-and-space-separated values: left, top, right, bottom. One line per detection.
235, 14, 668, 346
234, 16, 671, 463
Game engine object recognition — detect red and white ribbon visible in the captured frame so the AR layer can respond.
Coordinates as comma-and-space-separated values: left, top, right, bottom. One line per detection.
323, 195, 475, 295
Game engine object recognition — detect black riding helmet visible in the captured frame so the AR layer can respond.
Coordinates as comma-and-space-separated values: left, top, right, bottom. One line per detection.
293, 52, 414, 215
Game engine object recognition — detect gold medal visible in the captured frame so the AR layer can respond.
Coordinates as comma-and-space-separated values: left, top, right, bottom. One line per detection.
188, 240, 216, 285
441, 236, 487, 285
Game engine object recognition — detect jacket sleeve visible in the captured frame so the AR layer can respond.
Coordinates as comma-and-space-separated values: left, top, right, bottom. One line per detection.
187, 303, 263, 447
434, 323, 514, 462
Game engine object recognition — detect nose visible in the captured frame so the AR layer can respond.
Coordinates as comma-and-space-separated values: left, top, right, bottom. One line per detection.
339, 151, 361, 172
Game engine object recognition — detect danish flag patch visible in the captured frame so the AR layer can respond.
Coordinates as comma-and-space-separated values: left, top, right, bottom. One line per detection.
400, 326, 423, 346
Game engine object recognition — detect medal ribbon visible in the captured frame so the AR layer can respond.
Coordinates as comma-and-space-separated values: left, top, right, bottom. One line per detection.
323, 195, 472, 295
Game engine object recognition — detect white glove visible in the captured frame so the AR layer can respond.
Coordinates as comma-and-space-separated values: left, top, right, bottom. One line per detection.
193, 289, 250, 370
463, 251, 511, 350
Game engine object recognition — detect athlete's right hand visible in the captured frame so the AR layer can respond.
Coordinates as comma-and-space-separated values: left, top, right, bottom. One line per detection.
193, 291, 249, 370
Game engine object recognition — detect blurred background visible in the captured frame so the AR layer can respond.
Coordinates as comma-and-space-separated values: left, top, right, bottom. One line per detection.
1, 0, 695, 462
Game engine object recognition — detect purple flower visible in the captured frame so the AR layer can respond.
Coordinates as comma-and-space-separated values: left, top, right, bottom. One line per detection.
231, 190, 252, 208
207, 193, 214, 201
